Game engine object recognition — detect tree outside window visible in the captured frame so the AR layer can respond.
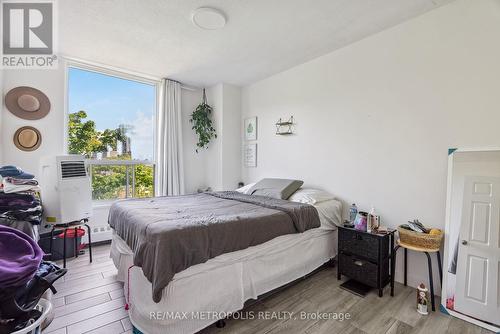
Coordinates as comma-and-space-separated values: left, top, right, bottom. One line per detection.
68, 67, 156, 200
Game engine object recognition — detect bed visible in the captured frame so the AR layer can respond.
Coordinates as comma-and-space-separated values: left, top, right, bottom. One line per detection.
109, 185, 342, 334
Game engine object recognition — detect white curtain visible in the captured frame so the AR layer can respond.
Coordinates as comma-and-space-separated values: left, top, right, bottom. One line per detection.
156, 79, 184, 196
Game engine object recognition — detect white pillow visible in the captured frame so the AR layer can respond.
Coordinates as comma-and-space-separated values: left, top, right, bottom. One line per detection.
288, 188, 336, 205
235, 183, 256, 194
315, 199, 343, 229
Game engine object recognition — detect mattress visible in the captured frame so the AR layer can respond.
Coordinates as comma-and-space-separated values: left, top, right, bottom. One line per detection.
111, 227, 338, 334
108, 191, 322, 302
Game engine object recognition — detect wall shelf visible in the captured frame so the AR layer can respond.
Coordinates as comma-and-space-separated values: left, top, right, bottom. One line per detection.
275, 116, 294, 135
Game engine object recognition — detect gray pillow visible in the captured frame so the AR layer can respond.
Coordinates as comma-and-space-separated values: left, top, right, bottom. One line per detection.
248, 178, 304, 200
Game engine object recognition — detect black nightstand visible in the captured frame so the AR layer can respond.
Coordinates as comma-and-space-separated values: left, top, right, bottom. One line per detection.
337, 226, 396, 297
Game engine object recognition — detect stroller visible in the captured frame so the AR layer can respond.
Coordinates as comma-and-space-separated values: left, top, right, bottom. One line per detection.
0, 226, 66, 334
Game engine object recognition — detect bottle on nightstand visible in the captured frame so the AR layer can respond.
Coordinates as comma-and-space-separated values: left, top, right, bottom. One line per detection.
349, 203, 358, 222
367, 206, 376, 233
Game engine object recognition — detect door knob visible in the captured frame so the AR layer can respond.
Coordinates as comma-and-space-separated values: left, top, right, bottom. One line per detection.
462, 240, 468, 245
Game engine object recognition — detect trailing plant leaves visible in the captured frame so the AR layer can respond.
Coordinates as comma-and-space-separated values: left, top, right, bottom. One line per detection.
189, 102, 216, 153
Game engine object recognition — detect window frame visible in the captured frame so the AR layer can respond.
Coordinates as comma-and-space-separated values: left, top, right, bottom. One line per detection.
64, 58, 161, 203
86, 159, 156, 203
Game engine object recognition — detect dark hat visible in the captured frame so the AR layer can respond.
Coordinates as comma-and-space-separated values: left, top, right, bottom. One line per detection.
5, 86, 51, 120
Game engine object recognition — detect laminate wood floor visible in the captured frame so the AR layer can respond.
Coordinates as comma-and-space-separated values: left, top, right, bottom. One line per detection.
44, 244, 492, 334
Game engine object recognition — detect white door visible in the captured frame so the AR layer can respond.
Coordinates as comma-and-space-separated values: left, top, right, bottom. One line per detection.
455, 176, 500, 326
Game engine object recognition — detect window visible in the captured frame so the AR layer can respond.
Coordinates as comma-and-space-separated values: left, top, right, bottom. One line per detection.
67, 66, 157, 201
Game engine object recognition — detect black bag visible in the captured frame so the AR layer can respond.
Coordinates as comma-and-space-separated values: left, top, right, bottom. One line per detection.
0, 262, 66, 333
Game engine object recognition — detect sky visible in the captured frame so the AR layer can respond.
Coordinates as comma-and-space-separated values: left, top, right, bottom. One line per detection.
68, 67, 156, 161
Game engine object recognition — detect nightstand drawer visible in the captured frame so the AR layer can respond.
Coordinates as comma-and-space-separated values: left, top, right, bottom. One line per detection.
339, 228, 380, 262
339, 253, 378, 288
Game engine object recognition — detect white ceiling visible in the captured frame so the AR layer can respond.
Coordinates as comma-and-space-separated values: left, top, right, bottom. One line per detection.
59, 0, 453, 87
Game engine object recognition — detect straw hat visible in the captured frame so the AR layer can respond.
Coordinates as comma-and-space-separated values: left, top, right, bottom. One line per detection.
13, 126, 42, 151
5, 86, 51, 120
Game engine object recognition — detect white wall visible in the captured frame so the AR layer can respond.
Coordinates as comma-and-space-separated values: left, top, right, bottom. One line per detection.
181, 88, 208, 194
203, 83, 242, 191
1, 65, 66, 236
204, 84, 223, 191
241, 0, 500, 289
220, 84, 242, 190
1, 64, 66, 176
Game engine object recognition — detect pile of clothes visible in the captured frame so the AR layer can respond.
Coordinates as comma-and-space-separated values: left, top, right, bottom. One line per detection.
0, 165, 40, 194
0, 166, 43, 239
0, 193, 42, 225
0, 225, 66, 333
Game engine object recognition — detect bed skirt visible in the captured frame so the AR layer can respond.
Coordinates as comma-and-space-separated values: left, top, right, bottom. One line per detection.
111, 228, 337, 334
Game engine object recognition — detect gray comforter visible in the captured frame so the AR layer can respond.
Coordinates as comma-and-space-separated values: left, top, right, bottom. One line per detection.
108, 191, 320, 302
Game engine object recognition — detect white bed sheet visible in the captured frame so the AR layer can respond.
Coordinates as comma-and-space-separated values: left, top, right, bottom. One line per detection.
111, 227, 338, 334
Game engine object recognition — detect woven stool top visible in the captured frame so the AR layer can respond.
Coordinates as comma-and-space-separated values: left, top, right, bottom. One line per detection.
397, 239, 440, 253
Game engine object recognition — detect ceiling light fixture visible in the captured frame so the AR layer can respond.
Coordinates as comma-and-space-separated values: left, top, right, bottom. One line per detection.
191, 7, 226, 30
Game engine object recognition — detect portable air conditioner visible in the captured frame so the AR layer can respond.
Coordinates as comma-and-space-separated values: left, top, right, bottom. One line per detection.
40, 155, 93, 225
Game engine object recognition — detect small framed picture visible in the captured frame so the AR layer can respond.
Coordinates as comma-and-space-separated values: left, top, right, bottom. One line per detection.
244, 144, 257, 167
244, 117, 257, 141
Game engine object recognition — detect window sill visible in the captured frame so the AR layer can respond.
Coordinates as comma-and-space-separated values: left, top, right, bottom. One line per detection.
92, 196, 155, 209
92, 200, 116, 209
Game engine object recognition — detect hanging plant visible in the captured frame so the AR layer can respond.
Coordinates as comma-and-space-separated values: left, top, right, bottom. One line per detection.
189, 89, 217, 152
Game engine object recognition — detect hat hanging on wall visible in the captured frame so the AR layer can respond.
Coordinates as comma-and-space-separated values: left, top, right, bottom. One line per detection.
13, 126, 42, 151
5, 86, 51, 120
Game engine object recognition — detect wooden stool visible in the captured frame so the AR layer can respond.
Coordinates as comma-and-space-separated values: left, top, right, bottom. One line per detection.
391, 240, 443, 311
49, 220, 93, 268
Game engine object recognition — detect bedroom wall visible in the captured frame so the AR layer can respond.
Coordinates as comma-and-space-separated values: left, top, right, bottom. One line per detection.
240, 0, 500, 289
204, 83, 242, 191
181, 88, 207, 194
220, 84, 242, 190
1, 64, 66, 176
205, 84, 223, 191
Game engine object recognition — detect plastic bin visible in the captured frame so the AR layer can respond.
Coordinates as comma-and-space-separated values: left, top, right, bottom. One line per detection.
11, 299, 52, 334
38, 228, 85, 261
